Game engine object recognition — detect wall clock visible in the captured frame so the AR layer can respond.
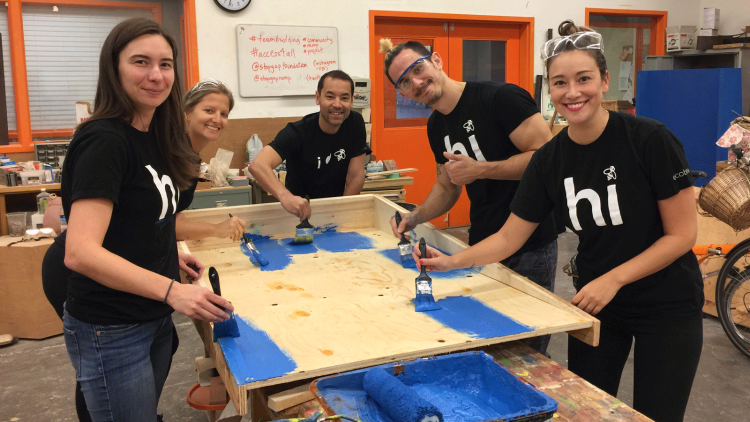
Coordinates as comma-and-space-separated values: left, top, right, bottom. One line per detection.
213, 0, 251, 13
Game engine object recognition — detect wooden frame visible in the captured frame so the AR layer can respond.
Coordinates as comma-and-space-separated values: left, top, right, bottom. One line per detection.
585, 8, 667, 57
179, 195, 599, 415
0, 0, 163, 154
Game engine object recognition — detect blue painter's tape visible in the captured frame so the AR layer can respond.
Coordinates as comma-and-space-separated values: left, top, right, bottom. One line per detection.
413, 295, 534, 339
376, 249, 480, 279
247, 234, 292, 272
218, 316, 298, 386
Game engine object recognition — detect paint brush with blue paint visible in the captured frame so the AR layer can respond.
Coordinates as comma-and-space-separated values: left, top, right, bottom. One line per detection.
208, 267, 240, 341
293, 195, 314, 245
240, 233, 269, 266
394, 211, 412, 268
415, 238, 440, 312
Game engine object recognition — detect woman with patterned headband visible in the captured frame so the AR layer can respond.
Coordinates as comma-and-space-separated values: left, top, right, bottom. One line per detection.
418, 20, 703, 421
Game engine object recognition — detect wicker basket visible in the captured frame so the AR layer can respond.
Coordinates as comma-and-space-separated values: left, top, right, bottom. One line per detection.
699, 166, 750, 231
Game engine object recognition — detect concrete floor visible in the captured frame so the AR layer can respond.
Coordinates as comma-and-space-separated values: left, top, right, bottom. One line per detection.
1, 230, 749, 421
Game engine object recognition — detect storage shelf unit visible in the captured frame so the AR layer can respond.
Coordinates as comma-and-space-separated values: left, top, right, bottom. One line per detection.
34, 141, 70, 168
644, 48, 750, 115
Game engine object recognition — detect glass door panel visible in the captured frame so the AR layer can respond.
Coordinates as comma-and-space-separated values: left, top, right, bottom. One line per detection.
462, 40, 506, 83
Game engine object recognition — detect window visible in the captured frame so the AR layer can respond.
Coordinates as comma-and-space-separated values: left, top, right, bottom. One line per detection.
0, 1, 160, 152
22, 5, 152, 131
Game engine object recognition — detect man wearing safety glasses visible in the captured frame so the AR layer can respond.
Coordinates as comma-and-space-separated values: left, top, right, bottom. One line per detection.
381, 39, 558, 356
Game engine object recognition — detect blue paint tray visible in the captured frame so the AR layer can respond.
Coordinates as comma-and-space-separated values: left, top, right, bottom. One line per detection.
310, 351, 557, 422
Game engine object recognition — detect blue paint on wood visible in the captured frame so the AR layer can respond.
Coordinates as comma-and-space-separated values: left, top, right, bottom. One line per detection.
218, 316, 298, 386
311, 230, 376, 253
284, 241, 318, 254
315, 351, 557, 422
376, 249, 480, 279
412, 295, 534, 338
247, 234, 292, 271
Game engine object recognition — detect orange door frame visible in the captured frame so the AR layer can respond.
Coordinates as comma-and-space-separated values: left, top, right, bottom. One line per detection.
370, 11, 533, 228
585, 8, 667, 56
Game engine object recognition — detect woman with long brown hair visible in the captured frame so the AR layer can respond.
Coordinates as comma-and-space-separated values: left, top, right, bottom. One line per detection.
57, 18, 233, 421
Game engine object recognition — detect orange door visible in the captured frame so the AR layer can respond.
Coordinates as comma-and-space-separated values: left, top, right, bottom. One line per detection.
371, 13, 533, 229
371, 17, 450, 228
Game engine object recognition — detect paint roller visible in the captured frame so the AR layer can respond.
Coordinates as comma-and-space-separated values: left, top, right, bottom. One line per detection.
362, 367, 444, 422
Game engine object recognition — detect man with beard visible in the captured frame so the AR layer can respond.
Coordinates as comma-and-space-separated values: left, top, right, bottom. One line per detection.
249, 70, 370, 221
381, 39, 558, 356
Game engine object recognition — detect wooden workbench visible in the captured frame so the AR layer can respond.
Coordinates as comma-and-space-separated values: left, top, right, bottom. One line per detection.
178, 195, 599, 416
242, 341, 649, 421
0, 183, 61, 235
485, 342, 649, 421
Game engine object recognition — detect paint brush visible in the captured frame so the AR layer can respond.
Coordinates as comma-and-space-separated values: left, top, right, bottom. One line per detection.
208, 267, 241, 341
415, 238, 441, 312
240, 233, 269, 266
292, 195, 314, 245
394, 211, 412, 268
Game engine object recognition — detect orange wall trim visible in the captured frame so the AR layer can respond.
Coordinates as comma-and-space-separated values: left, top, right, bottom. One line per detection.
183, 0, 200, 87
6, 0, 32, 153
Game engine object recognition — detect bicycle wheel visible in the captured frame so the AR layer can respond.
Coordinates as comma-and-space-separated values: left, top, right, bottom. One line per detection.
715, 240, 750, 359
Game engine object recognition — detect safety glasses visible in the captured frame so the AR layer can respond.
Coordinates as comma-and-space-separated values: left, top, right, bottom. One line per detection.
394, 54, 432, 94
541, 32, 603, 62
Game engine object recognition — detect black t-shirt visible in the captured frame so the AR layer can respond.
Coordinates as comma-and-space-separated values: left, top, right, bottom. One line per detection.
427, 82, 557, 250
269, 111, 370, 198
62, 118, 187, 324
511, 111, 703, 316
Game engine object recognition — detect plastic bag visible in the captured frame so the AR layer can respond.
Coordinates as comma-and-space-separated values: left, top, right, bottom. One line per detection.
208, 148, 234, 187
246, 133, 263, 164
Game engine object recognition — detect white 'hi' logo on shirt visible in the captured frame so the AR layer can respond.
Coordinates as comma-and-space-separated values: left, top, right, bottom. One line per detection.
145, 165, 178, 220
444, 135, 486, 162
564, 177, 623, 231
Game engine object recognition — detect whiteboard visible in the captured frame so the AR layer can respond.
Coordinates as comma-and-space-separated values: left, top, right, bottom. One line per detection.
236, 25, 339, 97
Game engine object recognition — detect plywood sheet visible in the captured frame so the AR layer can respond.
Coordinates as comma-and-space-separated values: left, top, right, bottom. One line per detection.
179, 195, 599, 414
189, 230, 589, 390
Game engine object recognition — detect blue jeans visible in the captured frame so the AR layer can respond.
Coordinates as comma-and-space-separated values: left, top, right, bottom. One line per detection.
501, 240, 558, 357
63, 310, 174, 422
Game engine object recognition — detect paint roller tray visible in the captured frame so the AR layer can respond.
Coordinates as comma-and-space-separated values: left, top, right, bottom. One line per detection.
310, 351, 557, 422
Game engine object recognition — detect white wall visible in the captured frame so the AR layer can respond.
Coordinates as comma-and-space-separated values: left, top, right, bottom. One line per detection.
698, 1, 749, 34
196, 0, 703, 119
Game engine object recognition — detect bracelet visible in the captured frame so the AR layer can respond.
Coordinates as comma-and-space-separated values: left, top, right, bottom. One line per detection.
163, 279, 176, 304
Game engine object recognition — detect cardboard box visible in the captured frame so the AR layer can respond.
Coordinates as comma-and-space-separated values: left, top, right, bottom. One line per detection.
698, 29, 718, 37
703, 8, 720, 30
666, 25, 697, 51
0, 237, 62, 339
